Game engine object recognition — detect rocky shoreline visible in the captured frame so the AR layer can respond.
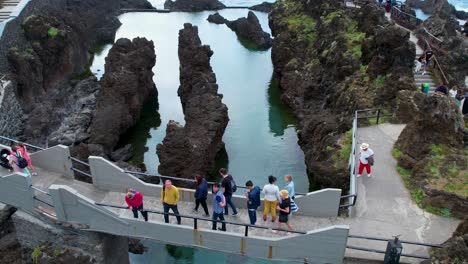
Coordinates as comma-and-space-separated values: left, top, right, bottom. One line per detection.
156, 23, 229, 185
269, 0, 414, 192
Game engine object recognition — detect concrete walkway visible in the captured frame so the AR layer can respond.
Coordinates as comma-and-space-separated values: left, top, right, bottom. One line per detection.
347, 123, 460, 263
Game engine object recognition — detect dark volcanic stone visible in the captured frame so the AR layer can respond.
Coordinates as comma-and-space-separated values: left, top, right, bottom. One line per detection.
110, 144, 134, 162
157, 23, 228, 184
164, 0, 225, 11
120, 0, 154, 9
396, 91, 464, 161
249, 2, 274, 13
226, 11, 272, 49
207, 12, 228, 24
89, 37, 157, 153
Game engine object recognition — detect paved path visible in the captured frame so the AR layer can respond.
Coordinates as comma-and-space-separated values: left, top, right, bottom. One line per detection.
348, 123, 460, 263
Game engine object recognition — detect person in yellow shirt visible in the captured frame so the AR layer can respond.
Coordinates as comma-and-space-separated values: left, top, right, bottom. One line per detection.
161, 180, 181, 225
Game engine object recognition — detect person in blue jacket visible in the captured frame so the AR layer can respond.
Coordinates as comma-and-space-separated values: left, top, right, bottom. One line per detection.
193, 174, 209, 216
245, 180, 261, 225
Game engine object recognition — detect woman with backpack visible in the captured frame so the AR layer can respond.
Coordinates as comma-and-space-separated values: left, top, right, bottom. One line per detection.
17, 143, 37, 176
193, 174, 210, 217
8, 145, 31, 176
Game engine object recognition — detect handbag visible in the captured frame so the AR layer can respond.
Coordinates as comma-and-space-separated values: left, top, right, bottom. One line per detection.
290, 199, 299, 213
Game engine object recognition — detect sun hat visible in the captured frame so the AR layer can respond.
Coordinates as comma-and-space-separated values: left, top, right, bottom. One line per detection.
360, 143, 369, 150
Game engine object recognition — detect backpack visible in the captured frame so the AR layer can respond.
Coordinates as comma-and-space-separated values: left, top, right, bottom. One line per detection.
15, 152, 28, 169
228, 175, 237, 193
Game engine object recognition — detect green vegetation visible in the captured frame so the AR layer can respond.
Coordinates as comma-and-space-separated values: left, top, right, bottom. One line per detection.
47, 27, 59, 38
344, 20, 365, 59
31, 245, 46, 263
374, 75, 386, 89
323, 10, 344, 25
53, 248, 62, 257
331, 129, 353, 170
393, 145, 465, 217
277, 0, 317, 46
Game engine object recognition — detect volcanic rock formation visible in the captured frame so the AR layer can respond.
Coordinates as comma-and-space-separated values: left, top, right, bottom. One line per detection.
157, 23, 228, 183
207, 11, 272, 49
164, 0, 225, 11
249, 2, 275, 13
268, 0, 414, 191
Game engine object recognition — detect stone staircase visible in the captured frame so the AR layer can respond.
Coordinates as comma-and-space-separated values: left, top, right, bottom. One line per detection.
414, 54, 437, 94
0, 0, 21, 23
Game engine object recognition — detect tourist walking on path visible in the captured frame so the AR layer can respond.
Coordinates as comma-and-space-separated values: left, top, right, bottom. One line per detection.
212, 183, 226, 231
0, 149, 13, 171
435, 84, 448, 96
422, 49, 433, 75
358, 143, 374, 178
245, 180, 261, 225
455, 88, 465, 111
414, 54, 425, 74
283, 175, 295, 200
274, 190, 293, 234
220, 168, 238, 216
17, 142, 37, 176
161, 180, 181, 225
262, 175, 281, 222
449, 86, 458, 99
8, 145, 31, 176
193, 174, 209, 216
125, 188, 148, 222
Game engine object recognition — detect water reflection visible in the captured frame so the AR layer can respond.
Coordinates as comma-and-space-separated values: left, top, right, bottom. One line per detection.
267, 76, 297, 137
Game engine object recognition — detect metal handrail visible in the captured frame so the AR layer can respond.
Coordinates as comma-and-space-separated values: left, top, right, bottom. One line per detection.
348, 234, 442, 248
421, 27, 443, 43
33, 196, 55, 208
71, 167, 92, 178
95, 202, 307, 236
0, 135, 45, 150
124, 170, 308, 196
31, 185, 51, 196
346, 245, 428, 259
70, 157, 90, 167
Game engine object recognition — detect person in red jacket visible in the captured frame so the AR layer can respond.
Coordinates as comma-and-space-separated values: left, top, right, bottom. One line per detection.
125, 189, 148, 222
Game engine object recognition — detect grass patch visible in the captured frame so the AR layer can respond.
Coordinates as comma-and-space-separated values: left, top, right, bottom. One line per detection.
392, 147, 403, 159
426, 206, 453, 218
286, 14, 317, 45
344, 20, 365, 59
396, 166, 411, 185
331, 129, 353, 170
323, 10, 344, 25
47, 27, 59, 38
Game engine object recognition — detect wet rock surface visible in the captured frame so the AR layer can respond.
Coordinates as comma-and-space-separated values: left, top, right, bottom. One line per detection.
405, 0, 468, 19
269, 0, 414, 191
157, 23, 228, 184
89, 37, 156, 154
207, 11, 272, 49
249, 2, 275, 13
120, 0, 154, 9
164, 0, 225, 11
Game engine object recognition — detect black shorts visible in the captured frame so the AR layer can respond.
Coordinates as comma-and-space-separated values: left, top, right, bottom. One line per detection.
279, 214, 289, 223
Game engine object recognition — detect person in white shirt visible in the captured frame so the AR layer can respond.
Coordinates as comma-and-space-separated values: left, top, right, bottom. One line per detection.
262, 175, 281, 222
449, 86, 458, 99
358, 143, 374, 178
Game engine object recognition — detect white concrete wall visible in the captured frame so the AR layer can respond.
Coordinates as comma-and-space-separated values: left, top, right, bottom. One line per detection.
0, 173, 34, 213
89, 156, 342, 217
50, 184, 349, 263
30, 145, 73, 178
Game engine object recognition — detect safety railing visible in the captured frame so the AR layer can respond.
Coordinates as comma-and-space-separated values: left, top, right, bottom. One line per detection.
390, 6, 422, 30
346, 108, 395, 214
0, 135, 45, 152
95, 202, 307, 237
417, 37, 449, 85
70, 157, 92, 178
347, 234, 442, 260
124, 170, 308, 196
30, 185, 56, 218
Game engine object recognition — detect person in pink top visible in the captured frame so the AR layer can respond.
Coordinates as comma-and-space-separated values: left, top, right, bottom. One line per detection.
17, 143, 37, 176
125, 188, 148, 222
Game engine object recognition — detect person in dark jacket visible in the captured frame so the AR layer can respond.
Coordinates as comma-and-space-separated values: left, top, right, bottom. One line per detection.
125, 188, 148, 222
193, 174, 209, 216
245, 180, 261, 225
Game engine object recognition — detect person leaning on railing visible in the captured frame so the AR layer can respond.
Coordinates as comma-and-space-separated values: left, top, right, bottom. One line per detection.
125, 188, 148, 222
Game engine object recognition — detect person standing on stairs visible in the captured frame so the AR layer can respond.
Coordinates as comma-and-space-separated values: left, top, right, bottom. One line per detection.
435, 83, 448, 96
161, 179, 182, 225
422, 49, 433, 75
414, 54, 425, 74
358, 143, 374, 178
449, 86, 458, 99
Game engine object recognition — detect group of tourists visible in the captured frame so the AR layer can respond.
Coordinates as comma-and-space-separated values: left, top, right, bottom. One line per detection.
124, 168, 299, 235
0, 143, 36, 176
415, 49, 467, 112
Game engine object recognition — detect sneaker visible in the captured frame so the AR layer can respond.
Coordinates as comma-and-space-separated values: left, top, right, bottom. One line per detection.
357, 174, 361, 178
202, 213, 210, 217
217, 227, 226, 231
368, 174, 372, 178
192, 209, 198, 213
232, 213, 238, 216
422, 71, 426, 75
272, 230, 279, 234
32, 172, 38, 176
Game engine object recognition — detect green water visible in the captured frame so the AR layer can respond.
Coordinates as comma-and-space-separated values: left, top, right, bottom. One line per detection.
90, 7, 307, 263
